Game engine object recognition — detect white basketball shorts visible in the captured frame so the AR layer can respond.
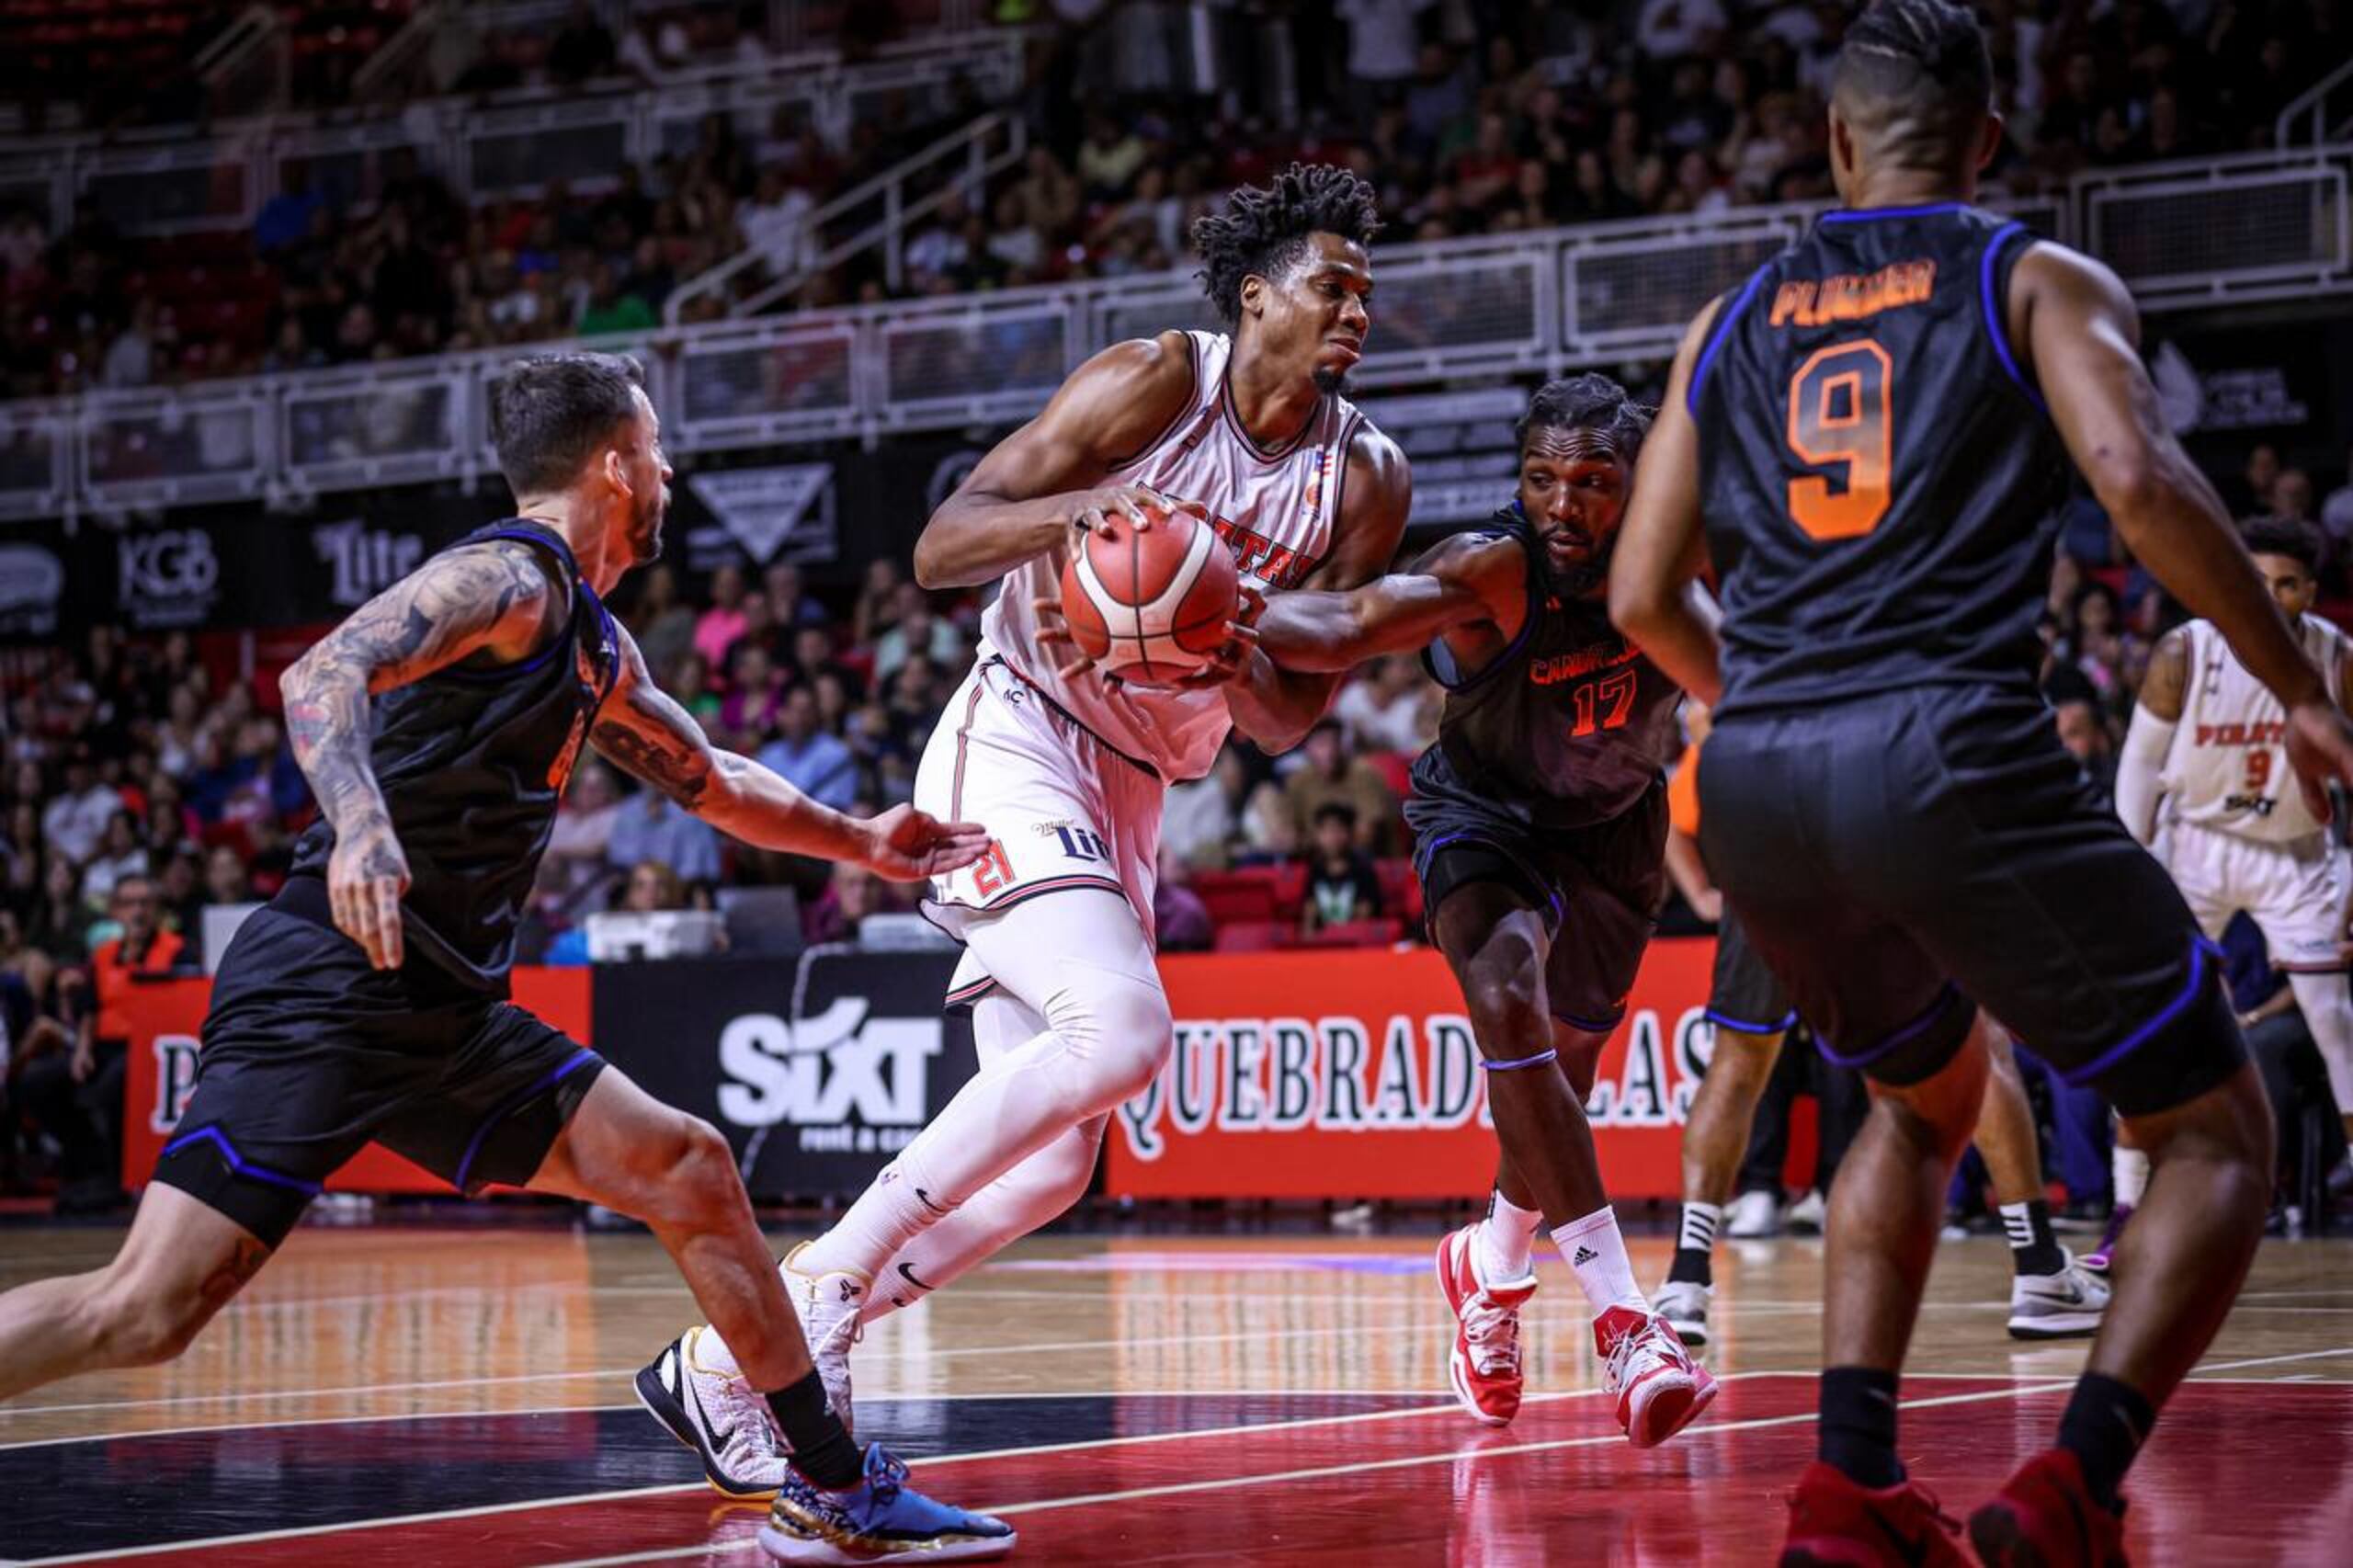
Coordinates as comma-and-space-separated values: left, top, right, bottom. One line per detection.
2163, 819, 2349, 971
916, 655, 1167, 1005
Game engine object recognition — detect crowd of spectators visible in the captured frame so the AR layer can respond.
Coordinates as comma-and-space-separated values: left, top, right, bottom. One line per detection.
3, 0, 2343, 398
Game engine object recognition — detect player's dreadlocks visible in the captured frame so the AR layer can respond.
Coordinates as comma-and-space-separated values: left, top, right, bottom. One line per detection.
1191, 163, 1381, 324
1832, 0, 1994, 176
1517, 373, 1654, 465
2242, 515, 2322, 574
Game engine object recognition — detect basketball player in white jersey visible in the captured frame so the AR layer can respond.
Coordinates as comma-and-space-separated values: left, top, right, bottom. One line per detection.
636, 165, 1411, 1491
2114, 516, 2353, 1223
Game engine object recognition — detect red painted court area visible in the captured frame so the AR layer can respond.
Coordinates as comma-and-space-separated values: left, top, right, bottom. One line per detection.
41, 1372, 2353, 1566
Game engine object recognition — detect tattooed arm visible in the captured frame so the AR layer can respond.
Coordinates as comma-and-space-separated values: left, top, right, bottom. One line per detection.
278, 540, 562, 969
590, 625, 991, 881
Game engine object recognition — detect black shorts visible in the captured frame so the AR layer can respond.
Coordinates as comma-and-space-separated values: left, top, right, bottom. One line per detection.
1698, 685, 2243, 1118
1407, 750, 1669, 1032
1708, 905, 1795, 1038
152, 894, 606, 1247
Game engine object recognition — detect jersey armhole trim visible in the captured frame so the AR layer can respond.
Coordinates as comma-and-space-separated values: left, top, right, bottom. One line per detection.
1979, 222, 2049, 412
1685, 263, 1774, 416
1418, 527, 1540, 693
1105, 330, 1203, 473
430, 527, 579, 683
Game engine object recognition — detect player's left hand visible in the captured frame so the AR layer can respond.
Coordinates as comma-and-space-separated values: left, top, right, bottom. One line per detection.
1031, 594, 1108, 685
2284, 699, 2353, 824
1170, 585, 1267, 690
858, 804, 993, 881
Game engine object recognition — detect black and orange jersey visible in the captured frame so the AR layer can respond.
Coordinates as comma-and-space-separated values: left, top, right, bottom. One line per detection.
1690, 203, 2072, 717
1421, 505, 1684, 829
287, 520, 622, 993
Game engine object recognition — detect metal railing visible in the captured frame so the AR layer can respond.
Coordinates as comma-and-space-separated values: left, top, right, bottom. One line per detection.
0, 28, 1029, 237
666, 113, 1028, 324
2279, 58, 2353, 148
4, 145, 2345, 523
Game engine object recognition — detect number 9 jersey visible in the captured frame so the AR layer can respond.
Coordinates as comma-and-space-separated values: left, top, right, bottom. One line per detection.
1689, 203, 2071, 720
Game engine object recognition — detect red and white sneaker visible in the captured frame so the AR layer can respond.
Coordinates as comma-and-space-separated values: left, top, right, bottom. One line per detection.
1435, 1223, 1539, 1426
1596, 1304, 1717, 1448
1781, 1460, 1969, 1566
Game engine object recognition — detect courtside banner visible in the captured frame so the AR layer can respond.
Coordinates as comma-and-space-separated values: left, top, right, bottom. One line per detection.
591, 948, 980, 1199
1109, 938, 1718, 1200
121, 968, 594, 1194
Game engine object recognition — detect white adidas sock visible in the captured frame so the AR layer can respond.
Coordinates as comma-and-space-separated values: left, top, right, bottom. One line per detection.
1552, 1206, 1648, 1317
1478, 1189, 1544, 1284
2112, 1144, 2151, 1209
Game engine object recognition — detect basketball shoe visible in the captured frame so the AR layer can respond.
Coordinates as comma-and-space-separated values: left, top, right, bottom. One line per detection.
2081, 1204, 2131, 1276
1651, 1278, 1712, 1348
1435, 1223, 1538, 1426
783, 1241, 869, 1438
1968, 1449, 2128, 1567
635, 1327, 792, 1498
762, 1443, 1017, 1563
1779, 1461, 1968, 1566
2007, 1253, 2109, 1340
1595, 1305, 1717, 1447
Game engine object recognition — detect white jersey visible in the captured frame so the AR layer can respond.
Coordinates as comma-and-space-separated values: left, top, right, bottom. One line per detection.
2159, 612, 2348, 845
977, 329, 1368, 781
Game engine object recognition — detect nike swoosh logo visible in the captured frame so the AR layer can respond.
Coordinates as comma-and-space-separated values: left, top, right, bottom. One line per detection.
897, 1262, 934, 1291
687, 1371, 735, 1451
915, 1187, 949, 1215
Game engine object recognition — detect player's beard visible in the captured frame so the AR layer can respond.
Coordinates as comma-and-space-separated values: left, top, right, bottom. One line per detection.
630, 492, 666, 564
1312, 366, 1352, 396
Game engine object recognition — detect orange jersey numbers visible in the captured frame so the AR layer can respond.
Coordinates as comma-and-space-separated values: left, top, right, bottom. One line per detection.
1569, 667, 1641, 738
1784, 339, 1893, 541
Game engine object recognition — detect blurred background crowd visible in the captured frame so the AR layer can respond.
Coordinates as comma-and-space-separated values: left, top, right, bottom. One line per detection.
4, 0, 2346, 395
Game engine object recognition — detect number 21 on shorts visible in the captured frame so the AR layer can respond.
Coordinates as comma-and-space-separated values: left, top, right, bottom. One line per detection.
1784, 339, 1892, 540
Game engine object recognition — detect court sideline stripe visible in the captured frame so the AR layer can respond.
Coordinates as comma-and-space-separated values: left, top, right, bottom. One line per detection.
0, 1312, 1446, 1418
15, 1352, 2347, 1565
0, 1390, 1453, 1454
3, 1381, 1658, 1565
543, 1347, 2353, 1568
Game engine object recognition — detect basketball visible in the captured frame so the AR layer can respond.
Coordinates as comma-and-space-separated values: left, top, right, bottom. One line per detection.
1059, 502, 1241, 684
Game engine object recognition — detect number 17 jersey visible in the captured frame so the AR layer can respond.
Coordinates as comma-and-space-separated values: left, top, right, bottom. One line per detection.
1690, 204, 2072, 718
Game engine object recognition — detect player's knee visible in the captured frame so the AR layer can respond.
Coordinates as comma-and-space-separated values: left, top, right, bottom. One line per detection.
1044, 970, 1172, 1106
1459, 949, 1545, 1046
624, 1110, 741, 1227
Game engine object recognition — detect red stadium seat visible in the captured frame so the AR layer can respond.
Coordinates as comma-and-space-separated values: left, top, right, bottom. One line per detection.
1193, 870, 1278, 926
1211, 919, 1289, 954
1372, 858, 1423, 928
1291, 918, 1403, 949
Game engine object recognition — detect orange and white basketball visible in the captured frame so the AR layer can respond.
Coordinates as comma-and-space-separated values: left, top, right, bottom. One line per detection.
1059, 504, 1242, 685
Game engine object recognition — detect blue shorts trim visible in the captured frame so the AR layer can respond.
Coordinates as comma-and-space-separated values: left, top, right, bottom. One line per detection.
1817, 982, 1965, 1072
159, 1124, 325, 1198
2059, 937, 2223, 1088
452, 1047, 600, 1193
1706, 1006, 1798, 1036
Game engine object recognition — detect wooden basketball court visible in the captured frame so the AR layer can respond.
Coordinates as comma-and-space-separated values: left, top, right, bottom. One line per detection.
3, 1220, 2347, 1563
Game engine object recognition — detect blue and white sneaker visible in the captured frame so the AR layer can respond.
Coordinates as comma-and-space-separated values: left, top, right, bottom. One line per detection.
761, 1443, 1016, 1563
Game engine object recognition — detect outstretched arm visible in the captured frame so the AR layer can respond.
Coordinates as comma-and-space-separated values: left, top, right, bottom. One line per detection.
2115, 626, 2187, 845
590, 626, 989, 881
913, 333, 1201, 589
1609, 300, 1724, 704
2017, 243, 2353, 813
1255, 531, 1521, 674
280, 539, 560, 969
1222, 426, 1415, 748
